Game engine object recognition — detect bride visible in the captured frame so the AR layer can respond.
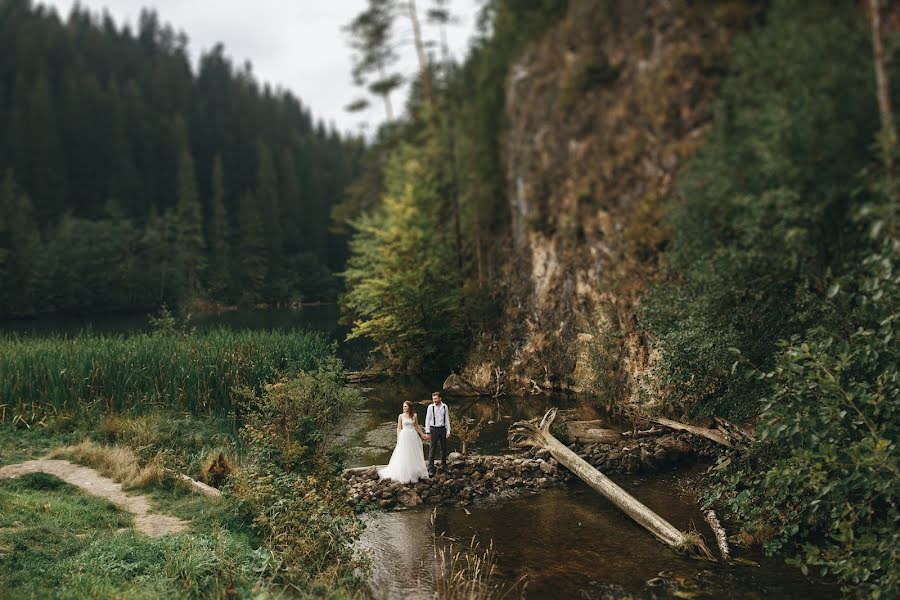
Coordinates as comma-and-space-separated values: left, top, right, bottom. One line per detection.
378, 401, 429, 484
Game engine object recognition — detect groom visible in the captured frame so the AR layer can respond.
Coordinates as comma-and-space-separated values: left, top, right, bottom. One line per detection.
424, 391, 451, 471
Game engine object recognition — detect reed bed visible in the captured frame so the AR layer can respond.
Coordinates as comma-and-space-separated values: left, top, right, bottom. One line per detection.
0, 328, 333, 420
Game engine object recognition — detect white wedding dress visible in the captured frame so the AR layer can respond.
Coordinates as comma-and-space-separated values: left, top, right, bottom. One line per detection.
378, 416, 429, 484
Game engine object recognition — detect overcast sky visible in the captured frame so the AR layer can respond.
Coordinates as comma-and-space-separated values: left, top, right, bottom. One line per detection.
37, 0, 483, 135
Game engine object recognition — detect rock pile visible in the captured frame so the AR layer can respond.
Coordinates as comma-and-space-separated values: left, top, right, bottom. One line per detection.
568, 431, 722, 474
345, 452, 569, 510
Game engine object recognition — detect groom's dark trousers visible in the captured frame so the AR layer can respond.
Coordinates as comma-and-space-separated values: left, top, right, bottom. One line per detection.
428, 426, 447, 468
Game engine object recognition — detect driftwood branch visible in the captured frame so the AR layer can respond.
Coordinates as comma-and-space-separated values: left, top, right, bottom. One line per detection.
164, 469, 222, 497
566, 420, 621, 444
509, 409, 714, 560
705, 510, 730, 561
644, 416, 732, 448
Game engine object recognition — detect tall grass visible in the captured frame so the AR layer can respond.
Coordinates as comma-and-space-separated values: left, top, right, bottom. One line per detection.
0, 328, 334, 420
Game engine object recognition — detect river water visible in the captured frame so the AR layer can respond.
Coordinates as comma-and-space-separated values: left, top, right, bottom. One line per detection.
343, 378, 837, 599
3, 307, 837, 598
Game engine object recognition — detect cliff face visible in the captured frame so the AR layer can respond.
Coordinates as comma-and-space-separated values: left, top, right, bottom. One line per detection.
465, 1, 759, 408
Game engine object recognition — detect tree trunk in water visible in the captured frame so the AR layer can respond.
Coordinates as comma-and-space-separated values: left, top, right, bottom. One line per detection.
705, 509, 730, 561
509, 409, 714, 560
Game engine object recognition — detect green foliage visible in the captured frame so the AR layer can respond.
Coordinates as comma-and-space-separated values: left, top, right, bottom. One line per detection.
230, 361, 366, 592
342, 141, 466, 371
205, 155, 230, 297
0, 1, 358, 317
0, 328, 333, 419
634, 2, 900, 595
174, 145, 206, 300
706, 214, 899, 597
235, 357, 360, 470
0, 472, 266, 599
234, 191, 267, 306
639, 0, 880, 419
0, 171, 42, 317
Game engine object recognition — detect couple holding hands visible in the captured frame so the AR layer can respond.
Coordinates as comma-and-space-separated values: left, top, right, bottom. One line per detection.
377, 391, 451, 484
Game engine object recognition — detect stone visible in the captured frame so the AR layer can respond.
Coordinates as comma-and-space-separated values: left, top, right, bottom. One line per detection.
442, 373, 485, 396
396, 490, 422, 508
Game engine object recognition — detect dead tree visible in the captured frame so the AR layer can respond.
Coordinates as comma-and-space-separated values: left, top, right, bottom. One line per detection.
509, 409, 714, 560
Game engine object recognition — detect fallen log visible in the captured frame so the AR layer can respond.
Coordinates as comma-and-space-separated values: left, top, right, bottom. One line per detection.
566, 421, 622, 445
644, 416, 732, 448
346, 371, 381, 383
621, 427, 665, 439
705, 510, 730, 561
713, 416, 756, 443
176, 474, 222, 498
509, 409, 714, 560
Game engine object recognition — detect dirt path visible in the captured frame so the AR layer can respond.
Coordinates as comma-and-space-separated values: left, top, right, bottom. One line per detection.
0, 459, 187, 537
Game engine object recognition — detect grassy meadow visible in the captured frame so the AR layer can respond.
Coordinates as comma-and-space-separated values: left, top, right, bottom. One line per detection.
0, 327, 367, 599
0, 328, 334, 423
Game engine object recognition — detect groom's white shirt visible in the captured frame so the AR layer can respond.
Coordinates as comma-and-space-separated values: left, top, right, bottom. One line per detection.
425, 402, 450, 435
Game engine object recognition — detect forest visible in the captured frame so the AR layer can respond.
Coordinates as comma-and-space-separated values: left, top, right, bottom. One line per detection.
0, 0, 362, 317
0, 0, 896, 598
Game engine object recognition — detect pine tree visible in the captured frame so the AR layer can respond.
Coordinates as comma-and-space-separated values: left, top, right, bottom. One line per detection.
175, 147, 206, 300
0, 171, 42, 317
234, 190, 266, 305
255, 140, 284, 302
342, 142, 464, 371
27, 72, 69, 225
206, 154, 230, 297
279, 147, 302, 255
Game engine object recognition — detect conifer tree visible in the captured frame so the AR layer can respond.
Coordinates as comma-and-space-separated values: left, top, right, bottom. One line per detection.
342, 142, 464, 371
175, 147, 206, 299
255, 140, 284, 301
0, 171, 41, 317
206, 154, 230, 297
234, 190, 267, 305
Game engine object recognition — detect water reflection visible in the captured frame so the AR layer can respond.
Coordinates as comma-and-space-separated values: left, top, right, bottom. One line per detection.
359, 476, 837, 599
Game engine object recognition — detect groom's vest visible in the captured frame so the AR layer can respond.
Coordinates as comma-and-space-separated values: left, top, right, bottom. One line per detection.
430, 404, 447, 428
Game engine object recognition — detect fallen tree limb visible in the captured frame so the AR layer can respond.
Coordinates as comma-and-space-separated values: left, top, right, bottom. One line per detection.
705, 510, 730, 561
644, 416, 732, 448
175, 473, 222, 498
713, 416, 756, 443
566, 420, 622, 444
509, 409, 714, 560
621, 427, 665, 439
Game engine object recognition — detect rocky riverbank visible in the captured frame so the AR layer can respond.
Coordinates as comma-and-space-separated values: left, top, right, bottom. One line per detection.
345, 453, 570, 510
570, 430, 723, 475
346, 429, 722, 511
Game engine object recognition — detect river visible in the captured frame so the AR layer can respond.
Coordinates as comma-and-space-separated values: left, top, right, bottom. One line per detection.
3, 307, 837, 598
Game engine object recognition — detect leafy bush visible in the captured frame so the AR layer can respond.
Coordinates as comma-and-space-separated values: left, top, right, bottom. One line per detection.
230, 358, 366, 593
639, 0, 881, 418
707, 218, 898, 597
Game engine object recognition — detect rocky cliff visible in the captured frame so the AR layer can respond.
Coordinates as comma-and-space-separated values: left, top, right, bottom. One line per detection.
464, 1, 760, 409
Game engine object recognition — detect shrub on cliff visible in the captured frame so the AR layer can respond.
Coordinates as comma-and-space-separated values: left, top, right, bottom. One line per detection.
640, 0, 882, 419
706, 208, 898, 597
